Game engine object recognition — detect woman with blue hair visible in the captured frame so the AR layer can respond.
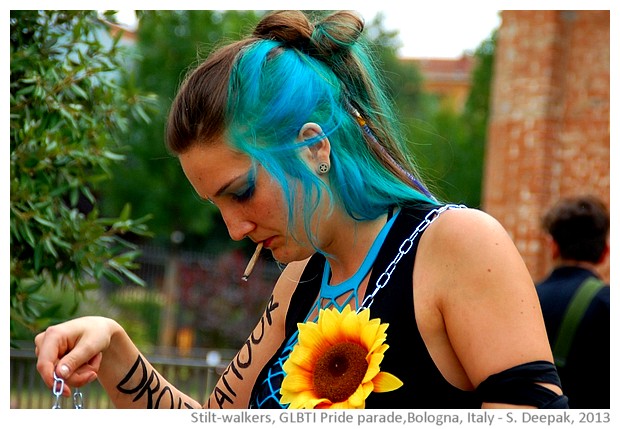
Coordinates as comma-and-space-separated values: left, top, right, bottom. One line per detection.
36, 10, 567, 409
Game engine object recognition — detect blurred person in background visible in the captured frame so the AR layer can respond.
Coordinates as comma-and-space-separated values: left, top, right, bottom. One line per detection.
537, 195, 610, 409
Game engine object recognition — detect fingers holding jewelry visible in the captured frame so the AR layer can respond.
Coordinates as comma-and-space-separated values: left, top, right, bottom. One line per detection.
35, 316, 113, 394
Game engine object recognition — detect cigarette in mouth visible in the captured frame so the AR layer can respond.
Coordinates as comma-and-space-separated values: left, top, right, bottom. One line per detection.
242, 242, 263, 281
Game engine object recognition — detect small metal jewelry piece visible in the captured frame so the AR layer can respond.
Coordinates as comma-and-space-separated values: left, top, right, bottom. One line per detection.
52, 372, 64, 409
73, 388, 84, 409
317, 162, 330, 174
51, 371, 85, 409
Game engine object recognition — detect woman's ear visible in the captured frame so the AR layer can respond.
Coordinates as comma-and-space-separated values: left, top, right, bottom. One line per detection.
298, 122, 331, 170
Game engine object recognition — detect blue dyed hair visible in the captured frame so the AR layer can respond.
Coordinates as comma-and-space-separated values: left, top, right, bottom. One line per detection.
167, 11, 436, 247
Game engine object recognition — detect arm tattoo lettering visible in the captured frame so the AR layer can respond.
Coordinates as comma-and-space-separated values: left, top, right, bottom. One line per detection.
209, 295, 280, 408
116, 355, 194, 409
210, 385, 234, 408
263, 294, 278, 325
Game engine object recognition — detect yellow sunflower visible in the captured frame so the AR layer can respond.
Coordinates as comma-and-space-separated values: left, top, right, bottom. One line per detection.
280, 304, 403, 409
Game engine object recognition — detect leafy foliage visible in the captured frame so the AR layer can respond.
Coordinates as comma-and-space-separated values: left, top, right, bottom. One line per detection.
10, 11, 155, 341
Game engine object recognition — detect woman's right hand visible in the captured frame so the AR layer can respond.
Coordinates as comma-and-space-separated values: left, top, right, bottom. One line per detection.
34, 316, 121, 396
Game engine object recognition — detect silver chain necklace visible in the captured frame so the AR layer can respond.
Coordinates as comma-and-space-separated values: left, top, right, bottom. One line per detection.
358, 204, 466, 311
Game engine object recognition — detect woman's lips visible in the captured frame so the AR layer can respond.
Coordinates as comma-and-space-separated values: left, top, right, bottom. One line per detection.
263, 236, 276, 249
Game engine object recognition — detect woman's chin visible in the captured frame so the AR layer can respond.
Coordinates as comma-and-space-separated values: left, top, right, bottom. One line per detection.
269, 247, 313, 265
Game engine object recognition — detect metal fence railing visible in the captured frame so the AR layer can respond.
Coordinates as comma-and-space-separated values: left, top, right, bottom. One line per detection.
10, 346, 230, 409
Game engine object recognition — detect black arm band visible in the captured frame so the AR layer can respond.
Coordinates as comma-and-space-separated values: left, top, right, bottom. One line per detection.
476, 360, 569, 408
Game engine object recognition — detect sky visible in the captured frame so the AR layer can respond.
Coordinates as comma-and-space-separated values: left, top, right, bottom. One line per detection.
356, 7, 501, 58
112, 7, 502, 59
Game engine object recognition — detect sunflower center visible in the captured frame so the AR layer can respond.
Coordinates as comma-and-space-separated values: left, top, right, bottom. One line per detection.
313, 342, 369, 403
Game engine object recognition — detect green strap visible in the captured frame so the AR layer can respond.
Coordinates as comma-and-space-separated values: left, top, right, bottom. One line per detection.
553, 276, 605, 367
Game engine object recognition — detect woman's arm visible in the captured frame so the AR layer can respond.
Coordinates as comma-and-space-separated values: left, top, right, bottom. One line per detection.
35, 257, 310, 409
416, 208, 561, 408
204, 259, 309, 408
35, 316, 202, 408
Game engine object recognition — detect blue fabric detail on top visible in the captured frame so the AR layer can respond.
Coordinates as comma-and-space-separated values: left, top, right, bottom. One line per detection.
249, 209, 400, 408
250, 331, 300, 408
317, 209, 400, 308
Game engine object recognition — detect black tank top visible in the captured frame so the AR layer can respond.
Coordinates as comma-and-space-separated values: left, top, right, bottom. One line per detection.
250, 204, 481, 408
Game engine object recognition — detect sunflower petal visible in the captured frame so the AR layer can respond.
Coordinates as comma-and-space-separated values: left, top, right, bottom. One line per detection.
348, 383, 373, 408
283, 389, 323, 409
287, 344, 319, 371
363, 380, 375, 396
307, 396, 330, 408
372, 371, 404, 393
360, 319, 381, 350
366, 344, 388, 365
320, 308, 343, 343
341, 309, 363, 342
356, 307, 371, 324
361, 324, 387, 353
363, 353, 382, 383
316, 399, 338, 409
298, 323, 330, 354
281, 371, 314, 393
327, 401, 349, 409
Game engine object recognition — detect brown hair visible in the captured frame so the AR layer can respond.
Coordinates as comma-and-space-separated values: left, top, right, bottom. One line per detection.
166, 38, 256, 154
542, 195, 610, 263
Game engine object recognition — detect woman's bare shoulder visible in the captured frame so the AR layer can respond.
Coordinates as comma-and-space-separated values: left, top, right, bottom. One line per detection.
428, 207, 508, 239
417, 207, 552, 386
421, 207, 519, 265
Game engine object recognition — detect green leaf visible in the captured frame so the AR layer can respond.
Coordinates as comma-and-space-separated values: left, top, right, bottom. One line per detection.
70, 84, 88, 99
21, 222, 36, 247
10, 10, 156, 342
59, 108, 77, 128
43, 238, 58, 258
119, 203, 131, 221
102, 150, 126, 161
32, 215, 57, 229
102, 269, 123, 285
76, 282, 101, 291
16, 85, 35, 96
20, 278, 46, 294
118, 267, 146, 287
34, 244, 43, 271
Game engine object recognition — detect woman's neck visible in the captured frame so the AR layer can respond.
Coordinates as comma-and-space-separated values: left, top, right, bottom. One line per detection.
322, 212, 391, 285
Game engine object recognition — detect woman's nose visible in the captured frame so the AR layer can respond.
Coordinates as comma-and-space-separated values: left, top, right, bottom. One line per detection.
221, 209, 255, 241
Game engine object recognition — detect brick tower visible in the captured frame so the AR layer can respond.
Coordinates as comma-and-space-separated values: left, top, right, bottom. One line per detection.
483, 10, 610, 282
